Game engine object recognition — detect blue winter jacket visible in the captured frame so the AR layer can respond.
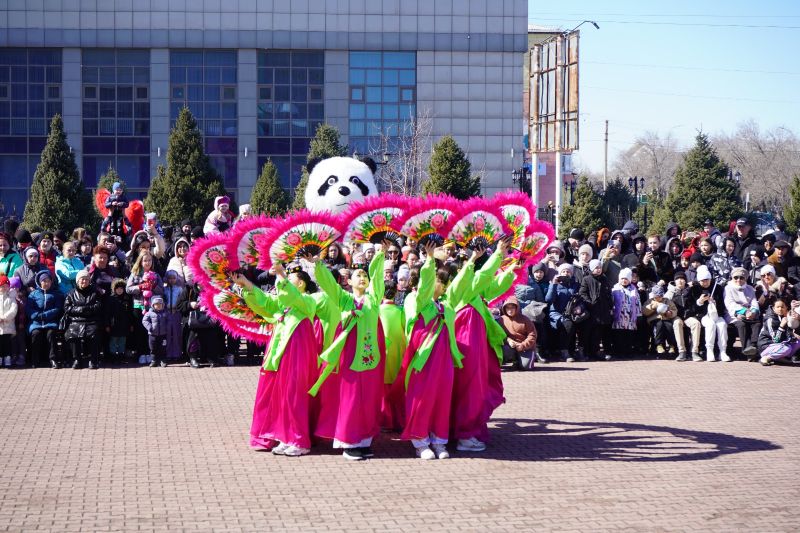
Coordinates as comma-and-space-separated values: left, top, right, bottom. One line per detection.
545, 278, 578, 328
26, 287, 64, 332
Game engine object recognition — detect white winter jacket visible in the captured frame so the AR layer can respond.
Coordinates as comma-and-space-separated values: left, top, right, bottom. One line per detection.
0, 288, 19, 335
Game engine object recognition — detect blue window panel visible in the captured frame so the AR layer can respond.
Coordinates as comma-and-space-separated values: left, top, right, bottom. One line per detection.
116, 119, 133, 135
275, 68, 290, 84
366, 87, 381, 103
257, 103, 273, 120
291, 86, 307, 102
291, 138, 310, 154
83, 120, 98, 135
99, 86, 115, 101
274, 86, 290, 101
221, 103, 236, 119
28, 101, 44, 117
204, 85, 220, 101
366, 104, 381, 119
0, 69, 8, 83
98, 67, 115, 83
204, 102, 220, 119
383, 70, 398, 85
350, 87, 363, 101
99, 102, 115, 118
171, 50, 203, 66
83, 137, 115, 154
0, 189, 29, 215
0, 155, 28, 186
30, 49, 60, 65
99, 119, 115, 135
117, 67, 133, 83
187, 85, 203, 101
11, 102, 26, 117
46, 66, 61, 82
350, 52, 381, 68
11, 84, 26, 99
399, 104, 416, 120
257, 121, 271, 136
29, 67, 45, 83
291, 120, 307, 136
257, 68, 273, 84
28, 137, 46, 153
0, 102, 9, 118
367, 121, 382, 136
170, 102, 184, 119
291, 68, 307, 84
366, 70, 381, 85
205, 137, 236, 154
117, 102, 133, 118
117, 86, 133, 100
46, 102, 61, 117
221, 67, 236, 83
134, 67, 149, 83
222, 120, 237, 135
83, 49, 116, 66
117, 49, 149, 66
10, 119, 26, 135
0, 137, 27, 153
261, 137, 291, 154
171, 67, 186, 83
83, 67, 99, 83
261, 52, 290, 67
118, 137, 150, 155
116, 155, 141, 186
204, 120, 221, 136
81, 156, 100, 187
382, 86, 398, 103
384, 52, 415, 68
10, 67, 26, 82
308, 103, 323, 119
138, 156, 150, 187
0, 50, 27, 65
309, 69, 323, 84
29, 85, 44, 101
399, 70, 417, 85
206, 51, 236, 67
383, 105, 398, 120
349, 121, 365, 136
268, 156, 290, 188
134, 120, 149, 136
186, 67, 203, 83
349, 104, 365, 119
204, 67, 220, 84
350, 69, 365, 84
28, 118, 46, 135
0, 120, 7, 135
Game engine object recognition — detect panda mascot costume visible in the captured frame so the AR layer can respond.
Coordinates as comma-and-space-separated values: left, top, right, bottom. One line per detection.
304, 156, 378, 214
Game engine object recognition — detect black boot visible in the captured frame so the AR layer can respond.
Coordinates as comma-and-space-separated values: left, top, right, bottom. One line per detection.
149, 358, 159, 368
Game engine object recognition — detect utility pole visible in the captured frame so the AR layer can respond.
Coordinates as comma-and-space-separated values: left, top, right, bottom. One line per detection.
603, 119, 608, 190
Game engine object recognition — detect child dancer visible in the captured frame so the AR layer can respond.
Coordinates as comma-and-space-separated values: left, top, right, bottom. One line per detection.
232, 264, 320, 457
379, 280, 406, 430
393, 242, 467, 460
309, 244, 387, 461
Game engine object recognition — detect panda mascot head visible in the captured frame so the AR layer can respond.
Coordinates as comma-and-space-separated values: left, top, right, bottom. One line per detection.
304, 156, 378, 214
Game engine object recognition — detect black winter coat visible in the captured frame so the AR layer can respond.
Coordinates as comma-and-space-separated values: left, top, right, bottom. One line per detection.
63, 285, 104, 340
578, 273, 613, 325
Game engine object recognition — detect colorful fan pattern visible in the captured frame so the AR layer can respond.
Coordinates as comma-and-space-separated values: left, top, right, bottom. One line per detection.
492, 191, 538, 249
226, 215, 275, 271
342, 193, 407, 245
200, 289, 272, 345
256, 210, 344, 272
445, 198, 510, 250
186, 232, 234, 292
390, 195, 456, 247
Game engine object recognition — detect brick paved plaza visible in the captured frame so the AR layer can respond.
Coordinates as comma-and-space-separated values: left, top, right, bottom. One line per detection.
1, 360, 798, 532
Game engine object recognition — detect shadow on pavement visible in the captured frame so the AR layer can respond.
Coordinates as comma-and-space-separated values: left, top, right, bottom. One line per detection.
476, 418, 781, 462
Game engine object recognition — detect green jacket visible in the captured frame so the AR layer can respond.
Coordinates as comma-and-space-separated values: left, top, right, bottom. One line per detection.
401, 255, 467, 387
242, 278, 317, 372
0, 252, 23, 278
309, 252, 385, 396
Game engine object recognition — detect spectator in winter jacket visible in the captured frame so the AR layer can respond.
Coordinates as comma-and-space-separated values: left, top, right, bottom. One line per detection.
642, 284, 678, 356
77, 236, 94, 267
611, 268, 641, 358
578, 259, 613, 360
638, 235, 675, 285
598, 240, 622, 285
666, 237, 684, 271
666, 271, 703, 361
36, 232, 58, 276
543, 241, 566, 282
14, 228, 33, 255
572, 244, 593, 286
87, 244, 119, 296
703, 219, 724, 251
55, 241, 85, 295
515, 262, 549, 362
63, 269, 104, 369
545, 263, 580, 361
165, 238, 193, 287
26, 270, 64, 368
0, 232, 23, 278
767, 240, 793, 279
142, 295, 169, 367
622, 233, 647, 270
0, 274, 18, 368
732, 217, 760, 266
688, 266, 729, 362
724, 266, 761, 360
14, 247, 47, 294
162, 270, 185, 360
758, 300, 800, 366
708, 237, 742, 287
126, 250, 164, 363
106, 278, 133, 364
498, 296, 537, 370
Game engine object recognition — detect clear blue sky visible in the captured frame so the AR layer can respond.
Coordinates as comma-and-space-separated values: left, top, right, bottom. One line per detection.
527, 0, 800, 174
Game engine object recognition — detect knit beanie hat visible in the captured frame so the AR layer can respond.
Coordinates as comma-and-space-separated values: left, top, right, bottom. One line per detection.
696, 265, 712, 281
618, 268, 633, 282
15, 228, 32, 245
578, 243, 594, 258
589, 259, 601, 271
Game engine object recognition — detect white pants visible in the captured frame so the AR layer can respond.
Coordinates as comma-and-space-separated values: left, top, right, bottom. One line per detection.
333, 437, 373, 449
673, 317, 702, 353
412, 433, 447, 448
701, 315, 728, 353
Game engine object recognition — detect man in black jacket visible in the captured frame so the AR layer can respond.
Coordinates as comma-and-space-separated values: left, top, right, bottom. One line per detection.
578, 259, 613, 360
669, 271, 702, 361
732, 217, 759, 267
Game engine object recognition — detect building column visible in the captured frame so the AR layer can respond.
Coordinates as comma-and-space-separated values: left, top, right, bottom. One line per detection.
324, 51, 349, 146
149, 49, 170, 183
237, 49, 258, 203
62, 48, 82, 177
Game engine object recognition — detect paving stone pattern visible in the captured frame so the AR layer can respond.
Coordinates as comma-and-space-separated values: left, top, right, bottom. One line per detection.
0, 360, 798, 532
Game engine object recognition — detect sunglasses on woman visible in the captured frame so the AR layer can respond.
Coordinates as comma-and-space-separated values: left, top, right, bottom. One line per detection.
732, 276, 746, 280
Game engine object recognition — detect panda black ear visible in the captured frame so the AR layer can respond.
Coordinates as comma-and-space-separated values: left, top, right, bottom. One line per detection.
359, 156, 377, 175
306, 157, 322, 174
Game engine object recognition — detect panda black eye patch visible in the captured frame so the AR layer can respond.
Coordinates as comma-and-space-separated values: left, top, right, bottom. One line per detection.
349, 176, 370, 196
318, 175, 339, 196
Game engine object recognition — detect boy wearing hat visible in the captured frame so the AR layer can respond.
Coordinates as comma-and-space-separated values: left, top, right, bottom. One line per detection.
142, 295, 169, 367
643, 284, 678, 356
26, 270, 64, 368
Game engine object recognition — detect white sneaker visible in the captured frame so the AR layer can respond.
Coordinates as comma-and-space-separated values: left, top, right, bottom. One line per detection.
432, 443, 450, 459
706, 351, 716, 362
3, 356, 11, 367
283, 445, 310, 457
138, 355, 146, 365
271, 442, 289, 455
456, 437, 487, 452
415, 446, 436, 460
720, 353, 732, 362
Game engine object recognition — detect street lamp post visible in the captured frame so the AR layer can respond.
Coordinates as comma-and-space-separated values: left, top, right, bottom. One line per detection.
628, 176, 647, 230
511, 165, 531, 196
563, 176, 577, 206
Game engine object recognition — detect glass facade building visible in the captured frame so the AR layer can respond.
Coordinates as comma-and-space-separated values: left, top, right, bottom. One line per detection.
0, 1, 527, 216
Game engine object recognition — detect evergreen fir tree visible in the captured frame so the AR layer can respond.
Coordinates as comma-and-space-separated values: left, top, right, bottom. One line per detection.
22, 114, 95, 232
144, 107, 227, 225
782, 175, 800, 233
423, 135, 481, 199
250, 159, 290, 216
557, 176, 610, 239
292, 123, 348, 210
603, 177, 637, 215
94, 164, 125, 219
651, 133, 741, 233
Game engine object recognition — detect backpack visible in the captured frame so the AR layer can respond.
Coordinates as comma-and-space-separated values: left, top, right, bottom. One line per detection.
564, 294, 590, 324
